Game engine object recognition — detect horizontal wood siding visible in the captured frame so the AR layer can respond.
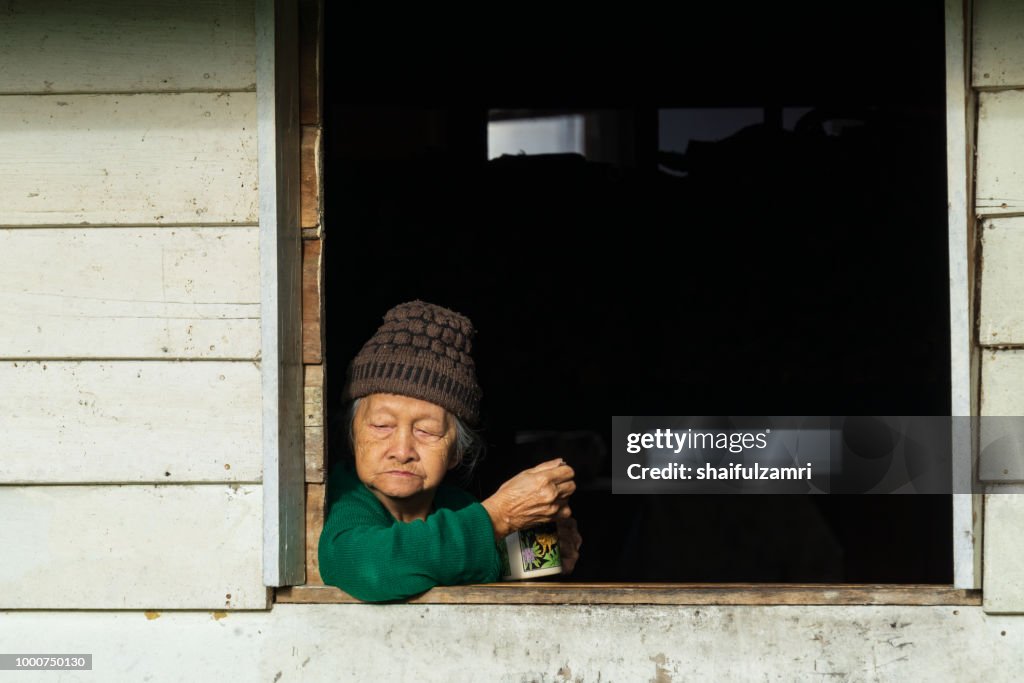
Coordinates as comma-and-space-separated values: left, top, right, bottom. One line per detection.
978, 217, 1024, 346
0, 361, 261, 483
979, 350, 1024, 482
973, 0, 1024, 89
1, 0, 266, 608
983, 493, 1024, 613
2, 92, 258, 226
0, 0, 255, 94
0, 227, 260, 359
0, 484, 267, 609
976, 91, 1024, 215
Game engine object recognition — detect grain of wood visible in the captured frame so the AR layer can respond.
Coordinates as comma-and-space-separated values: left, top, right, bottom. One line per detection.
0, 483, 267, 609
304, 386, 323, 427
979, 218, 1024, 345
298, 0, 321, 125
0, 360, 261, 483
304, 384, 323, 484
976, 91, 1024, 215
1, 92, 257, 226
304, 364, 326, 484
300, 126, 321, 228
979, 350, 1024, 481
973, 0, 1024, 89
946, 0, 981, 591
275, 584, 982, 606
302, 321, 322, 365
305, 483, 325, 585
305, 425, 325, 483
302, 239, 322, 363
983, 493, 1024, 612
258, 0, 305, 587
0, 0, 256, 94
0, 227, 259, 359
304, 363, 323, 386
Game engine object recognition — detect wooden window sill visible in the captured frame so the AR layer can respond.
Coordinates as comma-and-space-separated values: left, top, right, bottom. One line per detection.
275, 583, 980, 606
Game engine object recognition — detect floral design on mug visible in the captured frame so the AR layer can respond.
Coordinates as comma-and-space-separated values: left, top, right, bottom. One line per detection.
518, 524, 561, 572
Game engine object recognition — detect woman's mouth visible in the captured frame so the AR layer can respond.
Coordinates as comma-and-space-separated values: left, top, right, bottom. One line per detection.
385, 470, 418, 478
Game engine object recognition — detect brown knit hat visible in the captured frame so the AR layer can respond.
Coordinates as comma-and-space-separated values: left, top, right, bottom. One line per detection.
343, 300, 483, 426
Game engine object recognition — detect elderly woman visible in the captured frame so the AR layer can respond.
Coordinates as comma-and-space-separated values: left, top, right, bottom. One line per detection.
318, 300, 583, 602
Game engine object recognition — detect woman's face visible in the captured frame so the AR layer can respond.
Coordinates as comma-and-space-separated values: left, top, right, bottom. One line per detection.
352, 393, 458, 508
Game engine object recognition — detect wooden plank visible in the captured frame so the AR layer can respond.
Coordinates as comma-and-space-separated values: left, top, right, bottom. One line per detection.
980, 349, 1024, 416
300, 126, 321, 228
979, 350, 1024, 481
979, 217, 1024, 345
304, 365, 325, 482
305, 426, 325, 482
258, 0, 304, 588
302, 321, 322, 364
305, 483, 325, 585
305, 363, 324, 387
983, 493, 1024, 612
298, 0, 322, 125
0, 227, 259, 359
0, 0, 256, 94
302, 238, 322, 364
976, 91, 1024, 215
0, 605, 1015, 681
947, 0, 982, 591
0, 360, 261, 483
304, 368, 324, 427
276, 583, 982, 606
1, 92, 257, 226
973, 0, 1024, 89
0, 484, 268, 609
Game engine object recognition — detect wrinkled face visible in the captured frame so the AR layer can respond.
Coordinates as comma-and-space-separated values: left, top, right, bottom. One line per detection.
352, 393, 458, 508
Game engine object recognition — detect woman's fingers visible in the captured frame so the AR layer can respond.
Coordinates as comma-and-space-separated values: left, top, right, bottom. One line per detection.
489, 460, 577, 532
555, 479, 576, 497
531, 458, 566, 472
531, 460, 575, 483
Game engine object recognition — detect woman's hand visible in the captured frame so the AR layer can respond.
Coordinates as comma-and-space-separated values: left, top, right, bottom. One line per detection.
481, 458, 576, 541
557, 517, 582, 575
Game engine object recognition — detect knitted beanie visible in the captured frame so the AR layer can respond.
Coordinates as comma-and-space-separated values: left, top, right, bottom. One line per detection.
343, 300, 483, 426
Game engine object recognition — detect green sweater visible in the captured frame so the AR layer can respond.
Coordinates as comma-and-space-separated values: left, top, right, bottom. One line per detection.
318, 462, 503, 602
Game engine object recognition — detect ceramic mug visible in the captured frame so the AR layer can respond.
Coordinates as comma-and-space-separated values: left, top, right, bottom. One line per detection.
497, 522, 562, 580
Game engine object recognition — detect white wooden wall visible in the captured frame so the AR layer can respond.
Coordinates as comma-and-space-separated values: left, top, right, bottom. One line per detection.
3, 604, 1024, 682
974, 0, 1024, 613
0, 0, 268, 609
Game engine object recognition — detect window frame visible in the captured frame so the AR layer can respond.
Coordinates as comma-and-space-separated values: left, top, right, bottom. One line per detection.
263, 0, 983, 603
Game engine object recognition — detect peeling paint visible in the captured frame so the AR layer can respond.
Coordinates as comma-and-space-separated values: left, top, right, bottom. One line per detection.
144, 611, 160, 620
650, 653, 671, 683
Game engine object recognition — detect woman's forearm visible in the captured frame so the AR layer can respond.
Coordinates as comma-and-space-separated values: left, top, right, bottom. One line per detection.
318, 503, 502, 602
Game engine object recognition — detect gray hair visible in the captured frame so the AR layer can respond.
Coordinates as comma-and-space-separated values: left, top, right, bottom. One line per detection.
346, 397, 485, 477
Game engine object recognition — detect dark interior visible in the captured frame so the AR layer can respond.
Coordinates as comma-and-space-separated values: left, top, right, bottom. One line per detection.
322, 1, 952, 582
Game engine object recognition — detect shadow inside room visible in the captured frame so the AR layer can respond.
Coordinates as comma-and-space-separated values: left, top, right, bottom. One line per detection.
321, 1, 952, 583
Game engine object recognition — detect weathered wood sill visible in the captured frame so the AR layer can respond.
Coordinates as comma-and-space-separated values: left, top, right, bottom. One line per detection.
276, 583, 981, 606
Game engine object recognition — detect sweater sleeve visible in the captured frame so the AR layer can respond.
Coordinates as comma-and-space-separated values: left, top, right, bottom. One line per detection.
318, 466, 503, 602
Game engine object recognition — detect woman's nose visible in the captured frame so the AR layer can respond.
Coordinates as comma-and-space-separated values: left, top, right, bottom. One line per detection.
387, 427, 419, 461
